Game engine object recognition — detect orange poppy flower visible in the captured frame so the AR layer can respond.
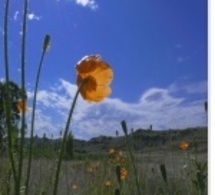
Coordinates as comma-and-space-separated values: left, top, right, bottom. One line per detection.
116, 150, 123, 157
108, 148, 115, 154
179, 141, 189, 150
86, 167, 93, 173
120, 167, 128, 180
105, 180, 111, 187
76, 55, 113, 102
17, 100, 28, 112
71, 183, 78, 190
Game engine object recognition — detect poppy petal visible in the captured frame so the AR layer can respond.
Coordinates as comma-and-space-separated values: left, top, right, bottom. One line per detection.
81, 87, 111, 102
76, 55, 113, 102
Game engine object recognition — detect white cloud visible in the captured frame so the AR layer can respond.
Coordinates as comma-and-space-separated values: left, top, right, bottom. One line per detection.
25, 108, 62, 138
0, 78, 5, 82
169, 80, 207, 94
27, 13, 41, 21
14, 11, 19, 20
25, 79, 207, 140
70, 0, 98, 10
12, 11, 41, 21
183, 81, 207, 94
140, 88, 184, 109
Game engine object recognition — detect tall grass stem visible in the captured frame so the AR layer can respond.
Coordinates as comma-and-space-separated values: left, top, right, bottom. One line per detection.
17, 0, 29, 194
53, 80, 86, 195
3, 0, 18, 189
25, 34, 50, 195
121, 120, 141, 195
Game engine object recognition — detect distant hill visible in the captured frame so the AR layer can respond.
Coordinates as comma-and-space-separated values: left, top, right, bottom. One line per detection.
1, 127, 207, 155
79, 127, 207, 153
28, 127, 208, 154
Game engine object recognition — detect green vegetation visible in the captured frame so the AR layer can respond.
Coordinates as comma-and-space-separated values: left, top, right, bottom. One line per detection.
0, 81, 27, 152
0, 126, 208, 194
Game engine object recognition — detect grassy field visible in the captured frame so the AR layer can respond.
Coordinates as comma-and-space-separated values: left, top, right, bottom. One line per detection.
0, 129, 207, 195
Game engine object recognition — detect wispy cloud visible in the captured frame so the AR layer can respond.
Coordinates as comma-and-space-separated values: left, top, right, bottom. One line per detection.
14, 11, 19, 20
26, 79, 207, 140
0, 78, 4, 82
176, 56, 191, 63
183, 81, 207, 94
169, 80, 207, 94
70, 0, 98, 10
27, 13, 41, 21
13, 11, 41, 21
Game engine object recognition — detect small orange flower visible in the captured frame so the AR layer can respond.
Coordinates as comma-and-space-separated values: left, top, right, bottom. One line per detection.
116, 150, 123, 157
17, 100, 28, 112
120, 167, 128, 180
76, 55, 113, 102
71, 183, 78, 190
86, 167, 93, 173
108, 148, 115, 154
105, 180, 111, 187
179, 141, 189, 150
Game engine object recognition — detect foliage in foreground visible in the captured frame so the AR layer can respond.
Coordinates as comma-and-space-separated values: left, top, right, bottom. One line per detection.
0, 136, 207, 195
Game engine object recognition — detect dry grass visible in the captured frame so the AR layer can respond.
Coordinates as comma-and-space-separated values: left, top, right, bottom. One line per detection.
0, 147, 207, 195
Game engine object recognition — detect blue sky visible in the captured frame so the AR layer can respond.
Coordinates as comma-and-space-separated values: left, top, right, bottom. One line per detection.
0, 0, 207, 140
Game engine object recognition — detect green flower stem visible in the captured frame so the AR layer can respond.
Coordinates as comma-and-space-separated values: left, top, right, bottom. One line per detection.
25, 34, 50, 195
53, 80, 86, 195
17, 0, 28, 194
121, 120, 141, 195
115, 165, 122, 194
3, 0, 18, 187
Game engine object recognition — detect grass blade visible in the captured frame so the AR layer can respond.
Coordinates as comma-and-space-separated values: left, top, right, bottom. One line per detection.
25, 34, 51, 195
159, 164, 168, 184
3, 0, 18, 189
